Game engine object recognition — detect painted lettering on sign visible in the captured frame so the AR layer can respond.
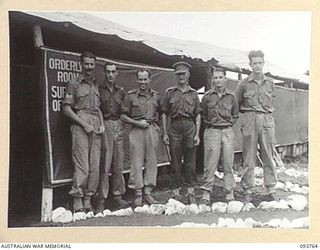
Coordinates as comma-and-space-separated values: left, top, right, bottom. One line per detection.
48, 57, 80, 112
48, 58, 82, 72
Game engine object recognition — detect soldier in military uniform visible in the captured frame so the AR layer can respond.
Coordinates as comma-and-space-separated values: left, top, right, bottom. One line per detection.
63, 51, 104, 213
200, 67, 239, 205
161, 61, 202, 204
95, 63, 129, 213
236, 50, 279, 203
121, 68, 161, 207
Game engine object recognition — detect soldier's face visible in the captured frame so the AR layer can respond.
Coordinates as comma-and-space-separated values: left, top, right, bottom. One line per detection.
81, 57, 96, 77
105, 64, 118, 83
137, 71, 151, 91
176, 71, 190, 84
213, 71, 226, 88
249, 57, 264, 74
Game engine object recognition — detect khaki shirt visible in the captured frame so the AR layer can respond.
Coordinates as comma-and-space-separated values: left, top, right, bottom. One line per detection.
63, 74, 101, 115
236, 74, 275, 113
161, 85, 202, 119
122, 88, 161, 123
100, 82, 127, 120
201, 87, 239, 127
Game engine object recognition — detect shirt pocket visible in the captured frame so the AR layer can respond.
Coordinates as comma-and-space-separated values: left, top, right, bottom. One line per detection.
146, 99, 159, 120
131, 100, 144, 117
207, 102, 217, 119
75, 87, 90, 110
262, 89, 273, 109
219, 103, 233, 118
185, 95, 195, 114
169, 96, 180, 113
243, 90, 256, 106
101, 99, 111, 114
169, 96, 179, 104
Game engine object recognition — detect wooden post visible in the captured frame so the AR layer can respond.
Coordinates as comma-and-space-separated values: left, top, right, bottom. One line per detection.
292, 144, 297, 157
41, 186, 53, 222
33, 23, 52, 222
33, 24, 44, 48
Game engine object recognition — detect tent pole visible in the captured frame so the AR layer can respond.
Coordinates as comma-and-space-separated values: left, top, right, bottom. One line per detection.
34, 24, 52, 222
33, 24, 44, 48
41, 185, 53, 222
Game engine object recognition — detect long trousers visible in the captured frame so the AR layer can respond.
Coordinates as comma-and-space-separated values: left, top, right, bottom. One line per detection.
240, 112, 277, 193
97, 119, 126, 199
168, 117, 198, 188
69, 117, 101, 198
128, 124, 159, 194
201, 127, 236, 192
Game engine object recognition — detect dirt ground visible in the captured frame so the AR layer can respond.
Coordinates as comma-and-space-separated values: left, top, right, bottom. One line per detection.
31, 153, 309, 228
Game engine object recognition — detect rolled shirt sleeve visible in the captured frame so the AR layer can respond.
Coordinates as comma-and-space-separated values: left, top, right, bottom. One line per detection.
200, 94, 208, 119
231, 94, 239, 120
193, 93, 202, 117
121, 94, 132, 116
63, 82, 75, 107
160, 92, 170, 114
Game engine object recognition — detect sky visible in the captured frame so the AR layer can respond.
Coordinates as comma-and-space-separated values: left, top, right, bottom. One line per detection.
93, 12, 311, 75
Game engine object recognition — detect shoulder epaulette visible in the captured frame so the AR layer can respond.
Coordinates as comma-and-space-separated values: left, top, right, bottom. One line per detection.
225, 88, 235, 96
190, 87, 198, 92
151, 89, 159, 95
128, 89, 138, 94
239, 76, 250, 85
165, 86, 176, 92
265, 76, 274, 82
203, 89, 214, 96
115, 84, 125, 91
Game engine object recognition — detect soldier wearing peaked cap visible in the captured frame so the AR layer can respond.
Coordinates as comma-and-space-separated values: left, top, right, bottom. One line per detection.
161, 61, 202, 204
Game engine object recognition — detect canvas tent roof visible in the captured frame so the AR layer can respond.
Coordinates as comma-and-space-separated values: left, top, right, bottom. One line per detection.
23, 11, 309, 85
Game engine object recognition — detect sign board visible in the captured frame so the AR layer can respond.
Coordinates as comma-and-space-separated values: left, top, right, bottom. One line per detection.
42, 48, 174, 186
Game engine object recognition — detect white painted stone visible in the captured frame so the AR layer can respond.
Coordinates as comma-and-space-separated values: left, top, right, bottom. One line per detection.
198, 204, 211, 213
287, 195, 308, 211
241, 202, 256, 212
212, 202, 228, 213
183, 204, 199, 214
52, 207, 66, 222
103, 209, 112, 216
73, 212, 86, 221
227, 201, 244, 213
149, 204, 166, 215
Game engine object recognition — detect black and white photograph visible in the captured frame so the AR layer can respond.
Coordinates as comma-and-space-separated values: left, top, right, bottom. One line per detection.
8, 11, 310, 230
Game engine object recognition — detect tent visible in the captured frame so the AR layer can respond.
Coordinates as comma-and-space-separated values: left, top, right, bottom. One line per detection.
9, 11, 308, 225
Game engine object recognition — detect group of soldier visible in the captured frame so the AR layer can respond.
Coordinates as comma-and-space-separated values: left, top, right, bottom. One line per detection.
63, 49, 279, 214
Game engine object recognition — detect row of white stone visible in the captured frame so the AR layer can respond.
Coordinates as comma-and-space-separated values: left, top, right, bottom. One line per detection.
254, 166, 308, 179
51, 194, 308, 223
174, 217, 309, 229
251, 166, 308, 194
217, 168, 309, 195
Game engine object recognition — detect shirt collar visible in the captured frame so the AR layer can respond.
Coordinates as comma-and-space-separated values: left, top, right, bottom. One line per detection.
248, 73, 267, 83
209, 87, 233, 96
174, 84, 193, 93
101, 81, 121, 91
137, 88, 154, 97
79, 74, 96, 84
